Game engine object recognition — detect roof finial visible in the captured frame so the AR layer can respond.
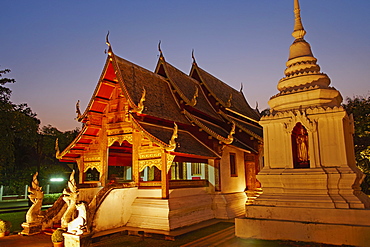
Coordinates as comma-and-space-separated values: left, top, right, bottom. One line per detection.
292, 0, 306, 40
106, 31, 111, 47
192, 49, 197, 64
105, 31, 113, 57
75, 100, 82, 120
55, 138, 62, 159
158, 40, 163, 58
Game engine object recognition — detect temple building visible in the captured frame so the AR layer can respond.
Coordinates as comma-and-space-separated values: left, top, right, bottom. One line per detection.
56, 37, 263, 231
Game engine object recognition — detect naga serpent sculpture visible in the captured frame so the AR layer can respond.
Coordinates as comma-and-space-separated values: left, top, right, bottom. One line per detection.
61, 170, 79, 228
26, 172, 44, 223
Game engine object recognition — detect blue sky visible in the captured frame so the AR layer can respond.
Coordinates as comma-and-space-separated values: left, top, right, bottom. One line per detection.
2, 1, 370, 131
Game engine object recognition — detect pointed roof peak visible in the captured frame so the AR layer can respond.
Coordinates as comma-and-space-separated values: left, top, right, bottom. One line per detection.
105, 31, 114, 59
292, 0, 306, 40
158, 40, 164, 60
191, 49, 197, 65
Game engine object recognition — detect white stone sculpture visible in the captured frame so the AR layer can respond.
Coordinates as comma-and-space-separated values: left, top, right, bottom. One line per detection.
67, 202, 87, 235
61, 170, 79, 228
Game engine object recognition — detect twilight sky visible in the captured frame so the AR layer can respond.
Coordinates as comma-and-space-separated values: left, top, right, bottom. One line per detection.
2, 1, 370, 131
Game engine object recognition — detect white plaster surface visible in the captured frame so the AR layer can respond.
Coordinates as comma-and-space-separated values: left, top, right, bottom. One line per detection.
93, 187, 137, 232
219, 146, 246, 193
236, 214, 370, 247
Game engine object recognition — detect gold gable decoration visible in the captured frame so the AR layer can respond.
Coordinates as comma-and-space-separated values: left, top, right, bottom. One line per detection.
166, 153, 176, 172
165, 122, 178, 152
138, 158, 161, 172
108, 134, 133, 147
188, 86, 198, 107
83, 162, 102, 174
131, 87, 146, 114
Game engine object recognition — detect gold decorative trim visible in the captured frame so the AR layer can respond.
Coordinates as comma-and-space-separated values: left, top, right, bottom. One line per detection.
130, 116, 168, 148
224, 121, 235, 145
188, 86, 198, 107
226, 93, 232, 108
108, 134, 133, 146
83, 162, 102, 173
84, 156, 101, 162
185, 110, 233, 145
219, 111, 262, 141
166, 154, 176, 172
131, 87, 146, 114
139, 153, 162, 160
165, 122, 178, 151
139, 159, 162, 172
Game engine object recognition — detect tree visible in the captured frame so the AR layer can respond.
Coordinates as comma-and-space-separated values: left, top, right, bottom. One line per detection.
343, 95, 370, 194
0, 68, 40, 194
0, 68, 80, 194
37, 125, 79, 185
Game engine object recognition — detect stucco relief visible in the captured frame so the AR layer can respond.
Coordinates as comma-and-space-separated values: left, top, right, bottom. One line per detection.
283, 110, 317, 134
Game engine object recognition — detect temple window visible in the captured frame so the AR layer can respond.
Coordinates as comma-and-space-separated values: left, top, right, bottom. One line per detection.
191, 163, 202, 176
170, 161, 207, 180
171, 162, 185, 180
84, 168, 100, 182
230, 153, 237, 177
140, 166, 161, 181
108, 141, 132, 182
291, 122, 310, 168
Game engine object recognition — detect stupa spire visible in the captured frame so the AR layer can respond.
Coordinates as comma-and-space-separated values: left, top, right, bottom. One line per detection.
292, 0, 306, 40
268, 0, 342, 111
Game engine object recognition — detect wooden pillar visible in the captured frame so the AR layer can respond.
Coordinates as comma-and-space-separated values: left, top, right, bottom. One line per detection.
100, 117, 109, 186
76, 159, 84, 184
161, 152, 169, 199
132, 130, 141, 186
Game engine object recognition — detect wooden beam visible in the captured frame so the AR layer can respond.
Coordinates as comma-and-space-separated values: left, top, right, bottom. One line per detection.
94, 97, 109, 104
102, 79, 117, 87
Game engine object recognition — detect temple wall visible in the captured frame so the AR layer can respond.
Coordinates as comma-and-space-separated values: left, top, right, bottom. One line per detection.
236, 206, 370, 247
212, 192, 247, 219
261, 119, 292, 169
219, 146, 246, 193
127, 187, 215, 231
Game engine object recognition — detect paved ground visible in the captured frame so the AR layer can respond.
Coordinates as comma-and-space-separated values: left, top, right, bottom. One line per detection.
0, 233, 52, 247
0, 222, 344, 247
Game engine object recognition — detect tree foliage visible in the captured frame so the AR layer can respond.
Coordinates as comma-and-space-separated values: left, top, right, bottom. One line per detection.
343, 95, 370, 193
0, 68, 79, 194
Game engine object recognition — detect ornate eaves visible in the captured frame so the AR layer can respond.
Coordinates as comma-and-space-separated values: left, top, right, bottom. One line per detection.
130, 87, 146, 114
184, 110, 234, 145
130, 115, 176, 151
218, 110, 263, 141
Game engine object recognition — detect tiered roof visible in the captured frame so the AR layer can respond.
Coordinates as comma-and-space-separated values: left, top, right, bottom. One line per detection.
58, 42, 263, 162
